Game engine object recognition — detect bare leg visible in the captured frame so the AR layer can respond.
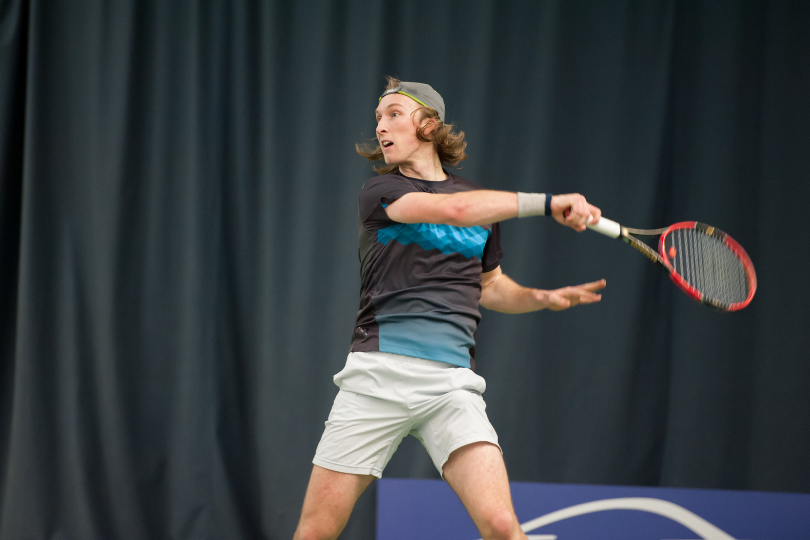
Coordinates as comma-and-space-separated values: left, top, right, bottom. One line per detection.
442, 442, 527, 540
293, 465, 375, 540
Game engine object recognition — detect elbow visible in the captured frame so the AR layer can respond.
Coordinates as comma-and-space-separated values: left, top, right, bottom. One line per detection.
478, 298, 495, 311
443, 199, 474, 227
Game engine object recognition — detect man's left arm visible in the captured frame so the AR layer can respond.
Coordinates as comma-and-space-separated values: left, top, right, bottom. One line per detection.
479, 266, 606, 313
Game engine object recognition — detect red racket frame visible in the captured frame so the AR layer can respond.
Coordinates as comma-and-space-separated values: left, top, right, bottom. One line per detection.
658, 222, 757, 312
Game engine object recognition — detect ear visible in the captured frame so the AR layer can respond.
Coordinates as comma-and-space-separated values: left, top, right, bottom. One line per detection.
420, 117, 438, 135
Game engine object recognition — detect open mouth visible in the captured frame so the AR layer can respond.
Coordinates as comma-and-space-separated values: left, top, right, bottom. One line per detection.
381, 140, 394, 149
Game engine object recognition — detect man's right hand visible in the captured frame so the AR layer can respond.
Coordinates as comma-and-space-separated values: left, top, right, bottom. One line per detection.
550, 193, 602, 232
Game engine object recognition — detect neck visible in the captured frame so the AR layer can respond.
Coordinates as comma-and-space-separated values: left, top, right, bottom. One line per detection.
398, 149, 447, 181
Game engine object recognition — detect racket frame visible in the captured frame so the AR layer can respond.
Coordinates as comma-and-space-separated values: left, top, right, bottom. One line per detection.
657, 222, 757, 312
590, 218, 757, 312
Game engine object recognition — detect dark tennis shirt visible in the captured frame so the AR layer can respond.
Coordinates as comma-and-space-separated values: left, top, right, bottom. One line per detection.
349, 170, 503, 369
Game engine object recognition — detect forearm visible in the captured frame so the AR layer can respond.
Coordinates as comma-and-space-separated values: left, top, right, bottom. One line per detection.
479, 273, 547, 314
450, 190, 523, 226
389, 190, 520, 227
386, 189, 597, 231
448, 191, 561, 226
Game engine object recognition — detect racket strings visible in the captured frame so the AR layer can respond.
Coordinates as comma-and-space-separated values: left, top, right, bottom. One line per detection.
671, 229, 749, 306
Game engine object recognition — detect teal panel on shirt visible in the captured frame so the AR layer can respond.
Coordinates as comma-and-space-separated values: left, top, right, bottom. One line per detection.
376, 313, 474, 368
377, 222, 490, 259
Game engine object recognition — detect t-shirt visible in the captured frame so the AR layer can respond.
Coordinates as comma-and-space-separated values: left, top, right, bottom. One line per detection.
349, 170, 503, 369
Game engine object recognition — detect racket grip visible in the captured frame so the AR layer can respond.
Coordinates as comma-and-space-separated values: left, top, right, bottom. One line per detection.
587, 216, 622, 238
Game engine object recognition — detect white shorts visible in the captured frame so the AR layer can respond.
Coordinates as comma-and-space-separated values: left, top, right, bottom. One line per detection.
313, 351, 500, 478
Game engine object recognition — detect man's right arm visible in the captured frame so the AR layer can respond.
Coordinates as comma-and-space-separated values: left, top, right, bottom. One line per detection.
384, 190, 600, 232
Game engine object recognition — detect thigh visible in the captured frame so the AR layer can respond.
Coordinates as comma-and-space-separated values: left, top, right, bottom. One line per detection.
294, 465, 375, 540
414, 388, 500, 475
442, 442, 524, 540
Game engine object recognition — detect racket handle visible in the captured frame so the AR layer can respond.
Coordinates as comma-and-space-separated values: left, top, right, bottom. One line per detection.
587, 216, 621, 238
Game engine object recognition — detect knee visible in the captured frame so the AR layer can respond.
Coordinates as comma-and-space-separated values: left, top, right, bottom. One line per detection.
479, 508, 521, 540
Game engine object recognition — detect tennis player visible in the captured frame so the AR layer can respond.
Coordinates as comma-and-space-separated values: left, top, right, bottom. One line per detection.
293, 78, 606, 540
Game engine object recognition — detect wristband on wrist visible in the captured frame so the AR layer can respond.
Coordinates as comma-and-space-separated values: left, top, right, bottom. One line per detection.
517, 192, 553, 218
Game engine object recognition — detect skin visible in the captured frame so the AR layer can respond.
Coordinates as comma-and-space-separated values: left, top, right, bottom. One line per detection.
293, 92, 606, 540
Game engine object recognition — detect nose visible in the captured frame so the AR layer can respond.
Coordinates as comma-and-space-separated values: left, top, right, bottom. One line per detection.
376, 119, 387, 136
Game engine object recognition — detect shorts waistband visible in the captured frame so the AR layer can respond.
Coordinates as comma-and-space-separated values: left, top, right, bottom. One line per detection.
351, 351, 459, 369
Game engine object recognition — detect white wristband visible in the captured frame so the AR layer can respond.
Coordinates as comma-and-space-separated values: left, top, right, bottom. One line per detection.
517, 192, 548, 218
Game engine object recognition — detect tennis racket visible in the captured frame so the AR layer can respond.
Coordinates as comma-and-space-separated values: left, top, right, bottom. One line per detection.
582, 215, 757, 312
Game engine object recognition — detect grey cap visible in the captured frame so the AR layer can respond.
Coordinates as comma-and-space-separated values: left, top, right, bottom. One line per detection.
379, 81, 446, 122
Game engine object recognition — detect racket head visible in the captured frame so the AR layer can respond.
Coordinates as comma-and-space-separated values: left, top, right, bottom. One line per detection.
658, 222, 757, 312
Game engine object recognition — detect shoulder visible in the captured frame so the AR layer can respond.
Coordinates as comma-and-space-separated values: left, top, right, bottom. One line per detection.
446, 173, 484, 191
361, 172, 409, 191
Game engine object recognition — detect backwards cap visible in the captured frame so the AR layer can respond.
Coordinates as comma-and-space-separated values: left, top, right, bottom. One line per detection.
379, 81, 446, 122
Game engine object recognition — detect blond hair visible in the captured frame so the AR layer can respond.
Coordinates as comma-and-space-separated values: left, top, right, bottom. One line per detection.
356, 76, 468, 174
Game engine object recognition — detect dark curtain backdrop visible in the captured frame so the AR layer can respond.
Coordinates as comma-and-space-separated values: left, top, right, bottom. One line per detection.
1, 1, 808, 539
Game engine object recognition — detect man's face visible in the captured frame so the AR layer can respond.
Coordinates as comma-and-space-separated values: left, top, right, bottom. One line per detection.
375, 94, 428, 165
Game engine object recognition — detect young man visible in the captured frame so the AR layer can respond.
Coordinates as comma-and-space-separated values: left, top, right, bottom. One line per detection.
293, 79, 606, 540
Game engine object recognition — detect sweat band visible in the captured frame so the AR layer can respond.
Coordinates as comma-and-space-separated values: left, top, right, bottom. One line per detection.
517, 192, 552, 218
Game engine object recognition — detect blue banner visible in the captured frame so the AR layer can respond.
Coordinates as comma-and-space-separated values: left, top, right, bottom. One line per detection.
377, 479, 810, 540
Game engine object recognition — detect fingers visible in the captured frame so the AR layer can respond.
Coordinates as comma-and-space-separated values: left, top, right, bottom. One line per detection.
579, 279, 607, 292
587, 203, 601, 224
553, 194, 602, 232
565, 194, 591, 231
562, 286, 602, 305
545, 281, 606, 311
